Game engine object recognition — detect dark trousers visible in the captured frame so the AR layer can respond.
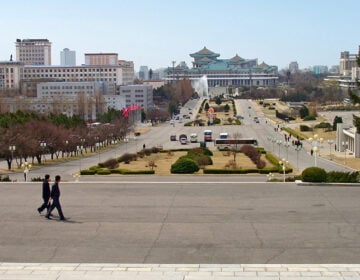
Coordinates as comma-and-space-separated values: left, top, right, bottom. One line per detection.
38, 197, 50, 213
47, 198, 64, 219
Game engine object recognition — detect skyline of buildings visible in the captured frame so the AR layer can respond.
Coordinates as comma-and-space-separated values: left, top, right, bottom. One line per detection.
3, 37, 347, 74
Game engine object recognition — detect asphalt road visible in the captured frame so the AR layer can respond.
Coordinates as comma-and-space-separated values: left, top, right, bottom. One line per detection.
1, 179, 360, 263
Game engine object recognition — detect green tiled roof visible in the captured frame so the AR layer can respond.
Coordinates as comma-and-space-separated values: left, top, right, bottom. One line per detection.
190, 47, 220, 58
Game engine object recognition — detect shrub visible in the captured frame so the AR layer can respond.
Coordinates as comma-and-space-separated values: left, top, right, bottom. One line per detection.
256, 160, 266, 169
143, 148, 152, 156
326, 171, 360, 183
80, 169, 97, 175
151, 146, 161, 153
302, 167, 327, 182
265, 152, 279, 165
300, 125, 311, 131
303, 115, 316, 121
97, 168, 111, 175
0, 175, 11, 182
241, 144, 262, 166
103, 158, 119, 169
171, 158, 200, 174
30, 176, 43, 182
190, 147, 213, 156
137, 150, 145, 158
118, 153, 137, 163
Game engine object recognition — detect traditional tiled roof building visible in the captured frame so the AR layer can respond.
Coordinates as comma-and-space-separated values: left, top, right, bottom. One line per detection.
166, 47, 278, 87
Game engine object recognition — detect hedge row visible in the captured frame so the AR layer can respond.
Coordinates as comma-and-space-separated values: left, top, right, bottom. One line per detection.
282, 127, 306, 140
80, 167, 154, 175
203, 167, 280, 174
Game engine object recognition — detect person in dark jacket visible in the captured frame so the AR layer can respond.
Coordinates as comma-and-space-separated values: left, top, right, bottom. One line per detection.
37, 174, 51, 214
46, 175, 66, 221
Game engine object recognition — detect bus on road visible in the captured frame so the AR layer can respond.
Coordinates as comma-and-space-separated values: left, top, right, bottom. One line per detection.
214, 138, 258, 150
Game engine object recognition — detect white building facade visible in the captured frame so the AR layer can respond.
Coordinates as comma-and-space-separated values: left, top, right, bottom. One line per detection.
15, 39, 52, 65
119, 85, 153, 112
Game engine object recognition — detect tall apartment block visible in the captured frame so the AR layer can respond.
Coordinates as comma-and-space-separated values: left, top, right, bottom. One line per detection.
60, 48, 76, 66
15, 39, 52, 65
339, 46, 360, 76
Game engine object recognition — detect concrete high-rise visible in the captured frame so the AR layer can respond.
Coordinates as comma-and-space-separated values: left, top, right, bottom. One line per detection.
60, 48, 76, 66
15, 39, 52, 65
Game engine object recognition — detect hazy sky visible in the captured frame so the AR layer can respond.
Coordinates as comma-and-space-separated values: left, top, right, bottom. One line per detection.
1, 0, 359, 71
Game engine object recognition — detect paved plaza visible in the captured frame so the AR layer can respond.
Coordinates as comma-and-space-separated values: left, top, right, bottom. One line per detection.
0, 179, 360, 279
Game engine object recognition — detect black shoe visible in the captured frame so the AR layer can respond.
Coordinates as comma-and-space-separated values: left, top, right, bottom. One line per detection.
37, 208, 41, 214
45, 215, 51, 219
60, 217, 66, 221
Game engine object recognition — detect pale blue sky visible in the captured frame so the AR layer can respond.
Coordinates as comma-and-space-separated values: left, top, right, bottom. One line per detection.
1, 0, 359, 71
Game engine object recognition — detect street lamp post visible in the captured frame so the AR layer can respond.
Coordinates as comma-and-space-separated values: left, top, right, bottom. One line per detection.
77, 145, 84, 172
40, 141, 46, 164
295, 145, 302, 171
9, 145, 16, 170
276, 140, 282, 158
21, 161, 32, 182
309, 134, 321, 167
95, 136, 101, 164
342, 141, 348, 164
279, 158, 289, 183
283, 141, 290, 160
327, 139, 334, 160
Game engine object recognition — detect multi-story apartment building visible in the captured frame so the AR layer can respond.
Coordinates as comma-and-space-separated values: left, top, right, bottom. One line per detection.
339, 48, 359, 76
326, 45, 360, 88
60, 48, 76, 66
118, 60, 135, 85
20, 64, 123, 96
15, 39, 52, 65
36, 81, 125, 120
85, 53, 118, 65
0, 61, 23, 90
119, 85, 153, 112
165, 47, 278, 87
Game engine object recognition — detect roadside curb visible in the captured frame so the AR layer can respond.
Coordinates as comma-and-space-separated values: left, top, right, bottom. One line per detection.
295, 180, 360, 187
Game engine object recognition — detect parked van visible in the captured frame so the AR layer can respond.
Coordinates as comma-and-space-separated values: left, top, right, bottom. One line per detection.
190, 133, 198, 143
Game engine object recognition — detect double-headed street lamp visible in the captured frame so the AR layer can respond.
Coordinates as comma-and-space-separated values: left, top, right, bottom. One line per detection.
327, 139, 334, 160
9, 145, 16, 171
279, 158, 289, 183
95, 136, 101, 164
283, 141, 290, 160
309, 134, 323, 167
40, 141, 46, 164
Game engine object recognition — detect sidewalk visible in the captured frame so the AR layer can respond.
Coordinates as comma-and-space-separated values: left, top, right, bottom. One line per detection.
1, 263, 359, 279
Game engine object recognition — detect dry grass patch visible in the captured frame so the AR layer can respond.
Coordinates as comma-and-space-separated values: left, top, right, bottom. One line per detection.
118, 150, 277, 175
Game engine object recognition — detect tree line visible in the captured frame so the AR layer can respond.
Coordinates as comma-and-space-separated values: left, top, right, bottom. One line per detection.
0, 110, 132, 170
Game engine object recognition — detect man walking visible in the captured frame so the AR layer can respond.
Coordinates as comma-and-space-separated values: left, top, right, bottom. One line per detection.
37, 174, 51, 214
46, 175, 66, 221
